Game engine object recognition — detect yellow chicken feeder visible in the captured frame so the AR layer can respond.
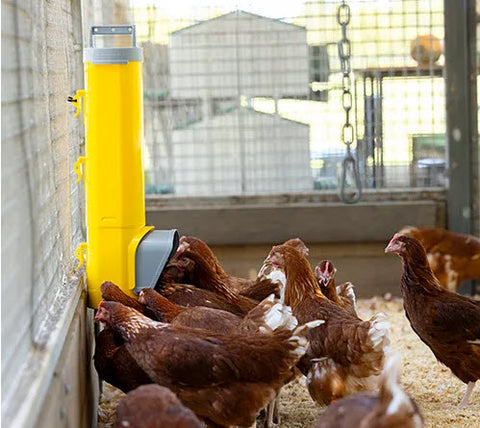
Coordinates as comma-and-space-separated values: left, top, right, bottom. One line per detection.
72, 25, 178, 308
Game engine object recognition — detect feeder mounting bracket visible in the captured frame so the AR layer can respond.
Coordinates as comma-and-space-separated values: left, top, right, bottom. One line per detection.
68, 89, 86, 118
75, 243, 88, 271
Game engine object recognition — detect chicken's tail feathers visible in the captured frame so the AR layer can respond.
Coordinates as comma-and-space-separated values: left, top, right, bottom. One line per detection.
336, 282, 357, 307
248, 295, 325, 359
368, 311, 391, 350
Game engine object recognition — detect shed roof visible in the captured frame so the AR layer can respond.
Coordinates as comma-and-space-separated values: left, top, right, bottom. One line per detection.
172, 9, 306, 35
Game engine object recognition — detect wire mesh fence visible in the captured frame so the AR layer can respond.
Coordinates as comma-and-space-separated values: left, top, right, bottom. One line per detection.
1, 0, 85, 410
115, 0, 451, 196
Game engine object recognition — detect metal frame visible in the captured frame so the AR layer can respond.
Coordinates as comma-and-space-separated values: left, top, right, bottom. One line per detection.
444, 0, 479, 292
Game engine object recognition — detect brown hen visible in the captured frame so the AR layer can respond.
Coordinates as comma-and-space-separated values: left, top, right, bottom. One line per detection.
398, 226, 480, 291
265, 245, 390, 405
155, 281, 255, 316
100, 281, 158, 319
315, 355, 424, 428
95, 299, 321, 427
385, 233, 480, 406
138, 287, 270, 334
314, 260, 358, 317
114, 384, 202, 428
94, 328, 153, 393
95, 282, 157, 392
257, 238, 310, 302
165, 235, 281, 302
139, 288, 300, 427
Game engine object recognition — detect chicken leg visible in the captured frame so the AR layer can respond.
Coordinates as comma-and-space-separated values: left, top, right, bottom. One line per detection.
458, 381, 476, 407
263, 395, 279, 427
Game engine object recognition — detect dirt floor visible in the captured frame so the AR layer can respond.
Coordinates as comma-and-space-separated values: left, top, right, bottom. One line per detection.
98, 296, 480, 427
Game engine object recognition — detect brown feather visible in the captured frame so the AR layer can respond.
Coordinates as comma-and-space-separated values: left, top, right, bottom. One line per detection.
140, 288, 241, 334
114, 384, 202, 428
315, 356, 423, 428
266, 245, 389, 405
100, 281, 158, 319
173, 236, 279, 302
155, 282, 253, 316
96, 300, 310, 427
94, 328, 152, 393
386, 234, 480, 385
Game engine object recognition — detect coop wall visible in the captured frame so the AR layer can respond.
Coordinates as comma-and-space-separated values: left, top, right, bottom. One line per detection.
1, 0, 133, 427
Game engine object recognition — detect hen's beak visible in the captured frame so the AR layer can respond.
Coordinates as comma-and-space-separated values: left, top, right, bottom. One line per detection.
385, 233, 404, 253
94, 306, 104, 323
384, 240, 396, 253
317, 275, 330, 284
94, 300, 109, 324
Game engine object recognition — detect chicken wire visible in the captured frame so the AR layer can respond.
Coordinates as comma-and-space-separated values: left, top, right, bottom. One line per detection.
1, 0, 85, 417
98, 0, 453, 197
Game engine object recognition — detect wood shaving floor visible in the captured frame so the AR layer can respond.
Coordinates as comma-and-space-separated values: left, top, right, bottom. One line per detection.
98, 296, 480, 427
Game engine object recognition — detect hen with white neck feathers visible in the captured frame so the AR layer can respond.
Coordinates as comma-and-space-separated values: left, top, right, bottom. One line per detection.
264, 244, 390, 406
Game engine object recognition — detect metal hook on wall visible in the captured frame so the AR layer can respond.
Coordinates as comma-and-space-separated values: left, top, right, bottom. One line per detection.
340, 147, 362, 204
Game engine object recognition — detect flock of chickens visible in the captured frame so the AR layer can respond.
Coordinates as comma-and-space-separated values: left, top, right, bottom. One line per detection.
93, 227, 480, 428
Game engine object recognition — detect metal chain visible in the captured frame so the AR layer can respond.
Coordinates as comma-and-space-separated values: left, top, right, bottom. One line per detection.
337, 0, 362, 204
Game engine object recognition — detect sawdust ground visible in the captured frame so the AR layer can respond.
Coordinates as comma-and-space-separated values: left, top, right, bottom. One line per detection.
98, 297, 480, 427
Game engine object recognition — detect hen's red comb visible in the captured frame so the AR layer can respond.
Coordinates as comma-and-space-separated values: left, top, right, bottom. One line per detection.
94, 300, 106, 322
316, 260, 332, 275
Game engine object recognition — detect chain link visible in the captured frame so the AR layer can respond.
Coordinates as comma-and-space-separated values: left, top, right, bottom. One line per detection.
337, 2, 351, 26
337, 0, 353, 147
337, 0, 362, 203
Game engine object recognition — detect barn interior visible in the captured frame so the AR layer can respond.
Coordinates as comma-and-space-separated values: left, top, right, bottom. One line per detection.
1, 1, 479, 427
